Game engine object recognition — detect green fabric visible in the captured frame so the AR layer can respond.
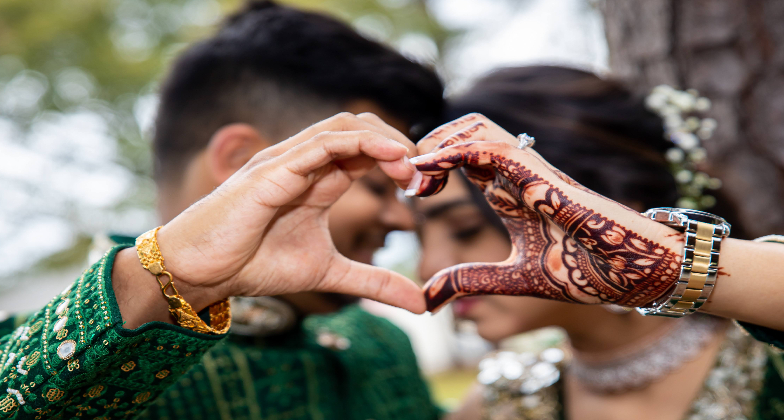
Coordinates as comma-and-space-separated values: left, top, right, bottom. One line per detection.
109, 233, 442, 420
738, 321, 784, 351
139, 305, 442, 420
0, 245, 223, 419
1, 236, 441, 419
754, 353, 784, 420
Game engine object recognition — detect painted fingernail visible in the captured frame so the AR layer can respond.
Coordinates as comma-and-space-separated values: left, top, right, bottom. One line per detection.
402, 156, 416, 172
409, 156, 423, 165
404, 171, 423, 197
417, 175, 447, 197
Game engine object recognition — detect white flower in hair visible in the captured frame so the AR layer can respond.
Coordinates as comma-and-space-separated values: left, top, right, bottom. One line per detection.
645, 85, 721, 210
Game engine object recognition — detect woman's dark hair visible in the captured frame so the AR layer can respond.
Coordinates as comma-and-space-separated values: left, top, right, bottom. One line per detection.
448, 66, 747, 238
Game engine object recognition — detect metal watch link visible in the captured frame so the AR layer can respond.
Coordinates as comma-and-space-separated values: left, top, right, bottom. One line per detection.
636, 208, 731, 318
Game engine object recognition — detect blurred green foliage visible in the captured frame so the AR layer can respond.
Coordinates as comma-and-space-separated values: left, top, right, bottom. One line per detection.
0, 0, 449, 277
0, 0, 448, 171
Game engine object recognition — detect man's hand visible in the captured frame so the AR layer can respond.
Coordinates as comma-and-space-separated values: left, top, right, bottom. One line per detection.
410, 114, 684, 313
116, 113, 425, 329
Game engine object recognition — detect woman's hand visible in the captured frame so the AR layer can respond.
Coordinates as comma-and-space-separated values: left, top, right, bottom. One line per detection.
410, 114, 685, 313
116, 113, 426, 329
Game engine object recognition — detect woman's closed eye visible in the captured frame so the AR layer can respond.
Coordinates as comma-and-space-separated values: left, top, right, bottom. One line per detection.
361, 179, 390, 197
452, 224, 485, 241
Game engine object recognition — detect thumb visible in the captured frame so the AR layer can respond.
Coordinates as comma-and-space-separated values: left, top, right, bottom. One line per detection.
319, 255, 427, 314
422, 262, 528, 313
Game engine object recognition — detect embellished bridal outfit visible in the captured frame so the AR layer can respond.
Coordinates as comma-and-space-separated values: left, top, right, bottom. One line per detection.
478, 316, 784, 420
476, 86, 784, 420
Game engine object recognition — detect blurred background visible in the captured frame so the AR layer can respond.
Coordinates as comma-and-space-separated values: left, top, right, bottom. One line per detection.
2, 0, 783, 409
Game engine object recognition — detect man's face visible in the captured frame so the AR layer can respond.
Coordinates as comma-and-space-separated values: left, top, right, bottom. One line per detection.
326, 103, 415, 264
166, 103, 416, 267
328, 166, 414, 265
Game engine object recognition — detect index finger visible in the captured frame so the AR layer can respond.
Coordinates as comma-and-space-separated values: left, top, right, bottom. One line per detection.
356, 112, 417, 158
261, 112, 392, 158
416, 113, 511, 155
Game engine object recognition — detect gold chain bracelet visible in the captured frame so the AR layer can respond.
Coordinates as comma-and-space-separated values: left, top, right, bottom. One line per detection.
135, 227, 231, 334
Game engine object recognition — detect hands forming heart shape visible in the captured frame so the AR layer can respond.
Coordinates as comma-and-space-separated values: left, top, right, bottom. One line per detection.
411, 114, 685, 313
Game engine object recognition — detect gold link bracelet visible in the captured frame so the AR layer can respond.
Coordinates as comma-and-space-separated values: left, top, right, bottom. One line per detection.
135, 227, 231, 334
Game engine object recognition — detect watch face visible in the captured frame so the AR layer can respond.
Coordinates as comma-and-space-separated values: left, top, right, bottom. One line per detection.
652, 208, 726, 225
648, 207, 731, 237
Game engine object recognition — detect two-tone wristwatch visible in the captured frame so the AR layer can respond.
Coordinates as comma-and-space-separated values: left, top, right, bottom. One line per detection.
636, 208, 731, 317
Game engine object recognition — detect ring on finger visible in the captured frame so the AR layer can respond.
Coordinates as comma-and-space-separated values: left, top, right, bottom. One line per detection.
517, 133, 536, 149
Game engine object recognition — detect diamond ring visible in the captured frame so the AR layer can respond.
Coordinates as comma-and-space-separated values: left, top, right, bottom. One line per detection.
517, 133, 535, 149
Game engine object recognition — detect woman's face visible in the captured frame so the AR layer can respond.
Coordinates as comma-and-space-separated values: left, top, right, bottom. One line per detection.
329, 167, 415, 265
416, 177, 574, 343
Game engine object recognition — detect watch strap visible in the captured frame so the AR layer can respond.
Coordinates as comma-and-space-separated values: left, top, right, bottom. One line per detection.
638, 220, 724, 317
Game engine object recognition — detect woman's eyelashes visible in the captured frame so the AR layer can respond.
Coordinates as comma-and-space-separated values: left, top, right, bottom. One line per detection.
452, 224, 485, 242
361, 178, 393, 198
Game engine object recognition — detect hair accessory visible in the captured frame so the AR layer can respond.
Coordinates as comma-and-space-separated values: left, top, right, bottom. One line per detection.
517, 133, 536, 149
645, 85, 722, 210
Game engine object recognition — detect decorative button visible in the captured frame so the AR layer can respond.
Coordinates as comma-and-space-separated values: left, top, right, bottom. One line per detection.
55, 299, 69, 316
53, 317, 68, 333
316, 330, 351, 351
57, 340, 76, 360
60, 284, 72, 296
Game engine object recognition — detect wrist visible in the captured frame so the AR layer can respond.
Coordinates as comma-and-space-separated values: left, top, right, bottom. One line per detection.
699, 238, 784, 330
133, 226, 233, 334
155, 224, 232, 307
113, 247, 172, 328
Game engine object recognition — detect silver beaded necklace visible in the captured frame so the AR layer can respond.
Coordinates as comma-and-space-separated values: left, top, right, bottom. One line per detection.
569, 314, 727, 393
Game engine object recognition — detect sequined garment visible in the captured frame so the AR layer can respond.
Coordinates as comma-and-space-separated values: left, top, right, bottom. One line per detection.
0, 242, 442, 420
479, 323, 784, 420
0, 246, 222, 419
137, 304, 441, 420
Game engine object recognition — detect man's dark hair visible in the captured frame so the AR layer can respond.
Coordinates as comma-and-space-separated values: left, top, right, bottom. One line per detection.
153, 0, 444, 184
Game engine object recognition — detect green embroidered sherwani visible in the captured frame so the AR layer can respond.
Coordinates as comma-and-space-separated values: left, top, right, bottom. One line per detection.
0, 245, 442, 419
138, 305, 440, 420
0, 246, 224, 419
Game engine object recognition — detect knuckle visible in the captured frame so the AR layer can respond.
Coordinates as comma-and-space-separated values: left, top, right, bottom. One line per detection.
373, 270, 393, 298
320, 135, 351, 158
330, 112, 358, 128
355, 129, 379, 138
309, 130, 337, 144
357, 112, 381, 121
247, 151, 272, 167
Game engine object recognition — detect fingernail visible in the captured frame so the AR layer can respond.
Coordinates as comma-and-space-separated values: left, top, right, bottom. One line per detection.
417, 175, 446, 197
409, 156, 424, 165
404, 171, 423, 197
402, 156, 416, 171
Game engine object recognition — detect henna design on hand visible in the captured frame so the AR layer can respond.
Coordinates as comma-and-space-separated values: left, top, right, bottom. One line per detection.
416, 143, 681, 312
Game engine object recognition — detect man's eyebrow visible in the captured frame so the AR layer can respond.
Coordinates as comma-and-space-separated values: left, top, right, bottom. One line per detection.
421, 199, 475, 219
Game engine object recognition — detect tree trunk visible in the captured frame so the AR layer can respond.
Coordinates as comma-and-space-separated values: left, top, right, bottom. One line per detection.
601, 0, 784, 238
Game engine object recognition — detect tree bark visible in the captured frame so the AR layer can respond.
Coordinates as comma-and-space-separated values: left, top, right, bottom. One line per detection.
602, 0, 784, 238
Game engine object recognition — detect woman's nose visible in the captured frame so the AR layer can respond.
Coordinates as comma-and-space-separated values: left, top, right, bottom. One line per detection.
418, 234, 456, 282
